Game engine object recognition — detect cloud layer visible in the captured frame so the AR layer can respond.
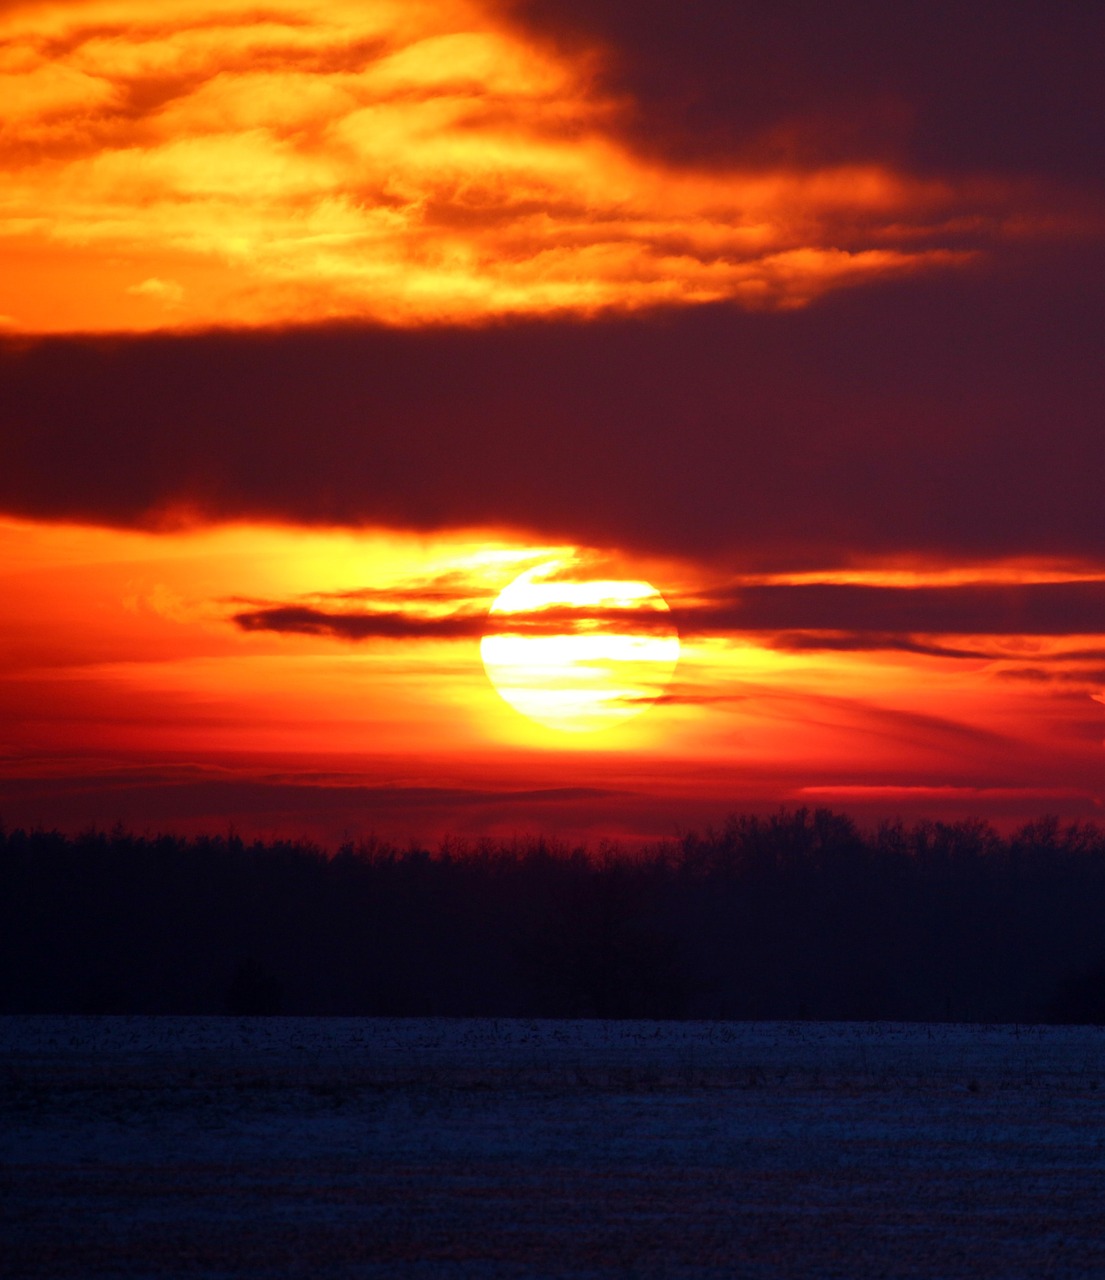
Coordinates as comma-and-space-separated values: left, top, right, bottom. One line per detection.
3, 257, 1103, 568
0, 0, 1084, 332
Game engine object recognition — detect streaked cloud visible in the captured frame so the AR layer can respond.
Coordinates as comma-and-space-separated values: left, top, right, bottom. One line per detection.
0, 0, 1076, 332
671, 578, 1105, 640
231, 571, 1105, 648
233, 602, 487, 640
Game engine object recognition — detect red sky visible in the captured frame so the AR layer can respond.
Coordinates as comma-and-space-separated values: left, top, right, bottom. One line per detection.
1, 0, 1103, 843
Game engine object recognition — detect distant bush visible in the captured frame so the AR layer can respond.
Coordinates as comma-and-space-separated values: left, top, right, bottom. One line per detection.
2, 810, 1104, 1021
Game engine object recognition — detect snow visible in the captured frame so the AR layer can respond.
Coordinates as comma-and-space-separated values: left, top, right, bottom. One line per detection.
3, 1018, 1104, 1277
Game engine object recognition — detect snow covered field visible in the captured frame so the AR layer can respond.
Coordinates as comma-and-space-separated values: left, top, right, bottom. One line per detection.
3, 1018, 1104, 1277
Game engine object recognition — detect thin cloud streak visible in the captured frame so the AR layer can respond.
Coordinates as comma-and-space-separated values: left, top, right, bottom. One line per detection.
232, 599, 678, 641
673, 580, 1105, 639
762, 634, 1000, 660
232, 604, 489, 641
231, 577, 1105, 646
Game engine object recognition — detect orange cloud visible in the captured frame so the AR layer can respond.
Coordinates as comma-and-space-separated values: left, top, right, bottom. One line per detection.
0, 0, 1061, 333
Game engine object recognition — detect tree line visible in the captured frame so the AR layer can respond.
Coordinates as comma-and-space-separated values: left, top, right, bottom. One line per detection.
3, 809, 1104, 1022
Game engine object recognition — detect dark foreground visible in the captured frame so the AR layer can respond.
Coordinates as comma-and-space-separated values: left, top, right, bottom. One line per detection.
3, 1018, 1104, 1278
7, 815, 1105, 1021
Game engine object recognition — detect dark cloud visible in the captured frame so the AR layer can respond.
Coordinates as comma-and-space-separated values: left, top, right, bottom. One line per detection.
678, 581, 1105, 638
232, 605, 488, 642
232, 579, 1105, 647
512, 1, 1105, 187
232, 600, 679, 641
2, 247, 1103, 572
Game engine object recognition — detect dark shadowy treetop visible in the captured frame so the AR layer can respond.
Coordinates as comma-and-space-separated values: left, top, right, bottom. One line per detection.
2, 810, 1104, 1022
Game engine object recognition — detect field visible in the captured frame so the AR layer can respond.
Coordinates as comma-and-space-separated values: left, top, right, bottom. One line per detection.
3, 1018, 1104, 1277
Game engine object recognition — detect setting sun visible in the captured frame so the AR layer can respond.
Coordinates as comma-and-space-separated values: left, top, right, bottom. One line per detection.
480, 561, 680, 733
0, 0, 1101, 843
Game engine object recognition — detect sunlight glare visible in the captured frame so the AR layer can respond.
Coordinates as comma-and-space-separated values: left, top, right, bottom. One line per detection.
480, 561, 680, 733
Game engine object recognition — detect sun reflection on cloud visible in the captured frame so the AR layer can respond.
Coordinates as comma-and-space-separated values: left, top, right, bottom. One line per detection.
0, 0, 1058, 333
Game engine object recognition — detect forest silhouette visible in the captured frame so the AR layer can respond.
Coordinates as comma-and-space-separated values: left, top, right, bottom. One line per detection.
3, 809, 1104, 1023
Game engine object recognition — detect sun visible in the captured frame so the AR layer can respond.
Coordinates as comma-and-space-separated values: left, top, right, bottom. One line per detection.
480, 560, 680, 732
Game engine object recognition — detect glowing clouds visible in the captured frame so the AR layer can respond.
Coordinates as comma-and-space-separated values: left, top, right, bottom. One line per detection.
481, 561, 680, 732
0, 0, 1031, 333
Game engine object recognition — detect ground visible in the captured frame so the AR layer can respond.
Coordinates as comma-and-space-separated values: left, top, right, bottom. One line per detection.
3, 1018, 1104, 1277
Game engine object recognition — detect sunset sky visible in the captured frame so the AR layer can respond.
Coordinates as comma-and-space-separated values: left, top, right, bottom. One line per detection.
2, 0, 1103, 844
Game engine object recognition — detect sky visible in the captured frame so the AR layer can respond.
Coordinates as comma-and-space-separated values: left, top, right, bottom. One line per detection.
1, 0, 1103, 844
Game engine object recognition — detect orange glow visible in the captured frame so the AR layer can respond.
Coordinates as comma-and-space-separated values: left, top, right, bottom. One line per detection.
0, 515, 1101, 842
0, 0, 1061, 333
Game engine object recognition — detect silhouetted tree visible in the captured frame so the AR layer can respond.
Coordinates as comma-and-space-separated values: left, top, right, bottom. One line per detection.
2, 810, 1103, 1020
